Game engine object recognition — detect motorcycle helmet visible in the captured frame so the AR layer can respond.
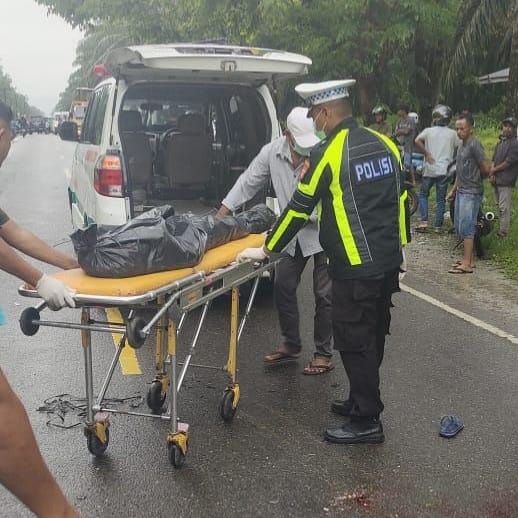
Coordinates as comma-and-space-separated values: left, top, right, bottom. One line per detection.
432, 104, 452, 126
408, 112, 419, 125
372, 105, 387, 119
502, 116, 518, 128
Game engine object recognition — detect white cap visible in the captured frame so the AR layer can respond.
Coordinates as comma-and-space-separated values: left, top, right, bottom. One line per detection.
295, 79, 356, 108
286, 107, 320, 149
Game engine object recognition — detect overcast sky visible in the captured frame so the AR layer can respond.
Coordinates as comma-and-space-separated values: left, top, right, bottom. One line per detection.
0, 0, 83, 115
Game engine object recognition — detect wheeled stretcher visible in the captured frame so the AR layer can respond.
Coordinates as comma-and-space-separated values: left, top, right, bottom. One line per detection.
19, 234, 276, 468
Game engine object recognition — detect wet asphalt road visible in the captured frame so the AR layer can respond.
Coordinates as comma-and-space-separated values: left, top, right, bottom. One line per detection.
1, 134, 517, 517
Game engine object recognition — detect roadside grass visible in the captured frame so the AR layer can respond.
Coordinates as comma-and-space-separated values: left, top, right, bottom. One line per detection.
482, 185, 518, 280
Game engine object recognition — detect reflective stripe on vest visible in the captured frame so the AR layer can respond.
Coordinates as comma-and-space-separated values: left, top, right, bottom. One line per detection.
300, 129, 363, 266
399, 189, 409, 245
367, 127, 408, 246
266, 209, 308, 251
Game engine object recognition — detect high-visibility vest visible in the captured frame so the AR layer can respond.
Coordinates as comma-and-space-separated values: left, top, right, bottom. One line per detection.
266, 118, 409, 279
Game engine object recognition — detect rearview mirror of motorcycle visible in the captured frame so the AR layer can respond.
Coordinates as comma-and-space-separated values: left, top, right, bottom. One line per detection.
58, 121, 79, 142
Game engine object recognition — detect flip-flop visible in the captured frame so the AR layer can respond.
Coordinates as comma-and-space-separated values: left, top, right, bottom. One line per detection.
448, 266, 473, 274
452, 261, 476, 268
264, 349, 300, 364
439, 415, 464, 438
302, 360, 335, 375
415, 226, 428, 233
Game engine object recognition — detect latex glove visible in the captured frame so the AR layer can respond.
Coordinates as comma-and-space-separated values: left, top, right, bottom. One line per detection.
36, 274, 76, 310
236, 247, 267, 263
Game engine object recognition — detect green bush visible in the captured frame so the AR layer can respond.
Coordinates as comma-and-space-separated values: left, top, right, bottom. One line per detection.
482, 182, 518, 280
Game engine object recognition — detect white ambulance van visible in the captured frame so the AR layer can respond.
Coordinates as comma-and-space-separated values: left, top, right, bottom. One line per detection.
60, 43, 311, 228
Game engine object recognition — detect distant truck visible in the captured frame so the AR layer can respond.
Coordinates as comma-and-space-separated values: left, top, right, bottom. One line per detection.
69, 87, 93, 136
52, 111, 69, 134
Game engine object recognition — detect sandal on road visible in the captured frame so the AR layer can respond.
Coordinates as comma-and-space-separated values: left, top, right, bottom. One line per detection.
302, 359, 335, 375
264, 349, 300, 364
439, 415, 464, 438
448, 265, 473, 274
452, 260, 475, 269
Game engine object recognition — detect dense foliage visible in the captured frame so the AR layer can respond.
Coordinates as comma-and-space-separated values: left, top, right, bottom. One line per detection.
35, 0, 516, 121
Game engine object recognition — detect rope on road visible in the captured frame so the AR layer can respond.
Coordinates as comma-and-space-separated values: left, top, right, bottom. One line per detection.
37, 392, 144, 429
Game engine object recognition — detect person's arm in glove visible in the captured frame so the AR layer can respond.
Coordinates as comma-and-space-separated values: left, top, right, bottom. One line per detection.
0, 233, 76, 309
36, 274, 76, 310
236, 246, 269, 263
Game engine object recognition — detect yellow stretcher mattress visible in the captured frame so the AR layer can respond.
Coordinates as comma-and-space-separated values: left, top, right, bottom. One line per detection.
51, 234, 265, 297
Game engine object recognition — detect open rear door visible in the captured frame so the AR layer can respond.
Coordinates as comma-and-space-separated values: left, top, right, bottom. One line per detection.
105, 44, 311, 85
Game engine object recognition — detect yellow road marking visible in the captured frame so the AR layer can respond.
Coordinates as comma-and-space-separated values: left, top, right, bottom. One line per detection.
105, 308, 142, 375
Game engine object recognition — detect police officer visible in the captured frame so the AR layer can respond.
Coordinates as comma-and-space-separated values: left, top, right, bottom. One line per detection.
237, 80, 409, 444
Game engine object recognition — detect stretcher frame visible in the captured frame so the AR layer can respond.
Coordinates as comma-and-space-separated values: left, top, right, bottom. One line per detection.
19, 237, 277, 468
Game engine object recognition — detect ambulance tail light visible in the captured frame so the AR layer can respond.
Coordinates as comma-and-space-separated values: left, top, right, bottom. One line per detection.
94, 154, 123, 197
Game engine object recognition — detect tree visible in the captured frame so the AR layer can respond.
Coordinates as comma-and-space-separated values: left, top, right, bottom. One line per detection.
443, 0, 518, 116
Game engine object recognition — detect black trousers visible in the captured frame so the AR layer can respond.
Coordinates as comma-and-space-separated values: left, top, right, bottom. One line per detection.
332, 271, 399, 419
274, 243, 333, 358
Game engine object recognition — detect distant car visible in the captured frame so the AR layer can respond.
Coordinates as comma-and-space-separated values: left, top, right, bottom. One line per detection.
59, 43, 311, 229
29, 116, 45, 134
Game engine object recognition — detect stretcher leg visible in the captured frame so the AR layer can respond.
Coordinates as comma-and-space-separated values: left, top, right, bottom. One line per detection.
219, 286, 240, 423
155, 296, 166, 371
177, 298, 212, 391
81, 307, 110, 456
237, 275, 261, 342
147, 297, 170, 413
81, 308, 94, 424
96, 333, 127, 408
166, 316, 188, 468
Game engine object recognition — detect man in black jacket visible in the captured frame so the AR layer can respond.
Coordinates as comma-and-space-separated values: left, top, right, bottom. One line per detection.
237, 80, 409, 444
489, 117, 518, 238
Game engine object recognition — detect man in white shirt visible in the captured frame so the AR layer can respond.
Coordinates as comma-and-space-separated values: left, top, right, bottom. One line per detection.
414, 105, 460, 232
216, 107, 333, 375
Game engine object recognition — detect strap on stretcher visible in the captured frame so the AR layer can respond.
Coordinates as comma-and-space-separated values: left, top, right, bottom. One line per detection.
49, 234, 266, 297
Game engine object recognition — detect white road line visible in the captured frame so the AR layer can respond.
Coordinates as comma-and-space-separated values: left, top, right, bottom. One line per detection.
400, 283, 518, 345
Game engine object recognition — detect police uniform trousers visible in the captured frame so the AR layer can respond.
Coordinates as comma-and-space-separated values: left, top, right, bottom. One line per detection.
274, 242, 333, 359
332, 270, 399, 418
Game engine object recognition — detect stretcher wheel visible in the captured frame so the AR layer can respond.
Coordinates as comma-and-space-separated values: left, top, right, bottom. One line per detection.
219, 390, 237, 422
127, 316, 146, 349
168, 443, 186, 468
147, 380, 166, 413
19, 307, 40, 336
86, 428, 109, 456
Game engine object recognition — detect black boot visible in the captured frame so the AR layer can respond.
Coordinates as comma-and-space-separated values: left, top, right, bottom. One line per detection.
324, 418, 384, 444
330, 399, 353, 416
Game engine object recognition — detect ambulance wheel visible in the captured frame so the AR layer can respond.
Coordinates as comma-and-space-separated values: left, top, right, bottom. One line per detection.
219, 390, 237, 422
147, 381, 166, 413
168, 443, 186, 468
127, 316, 146, 349
86, 428, 109, 456
19, 307, 40, 336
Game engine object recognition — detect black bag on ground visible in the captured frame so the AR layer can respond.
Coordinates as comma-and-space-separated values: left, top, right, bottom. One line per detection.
70, 204, 275, 278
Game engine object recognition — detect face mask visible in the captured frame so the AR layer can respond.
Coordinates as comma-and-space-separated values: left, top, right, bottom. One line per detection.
313, 109, 327, 140
293, 142, 312, 157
